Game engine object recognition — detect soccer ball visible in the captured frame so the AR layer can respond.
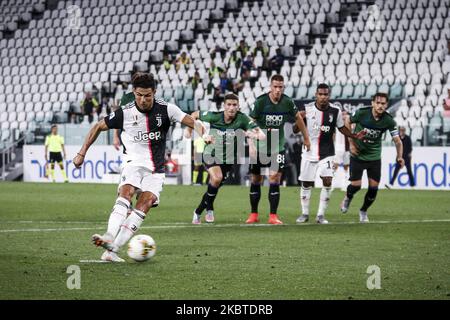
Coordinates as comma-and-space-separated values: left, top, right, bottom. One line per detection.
127, 234, 157, 262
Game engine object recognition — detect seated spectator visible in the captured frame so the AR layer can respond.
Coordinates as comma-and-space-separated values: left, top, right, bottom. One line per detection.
219, 71, 233, 94
189, 71, 202, 91
80, 91, 99, 123
207, 61, 224, 79
97, 96, 112, 118
175, 51, 191, 71
162, 53, 172, 71
443, 88, 450, 118
233, 69, 251, 93
241, 53, 255, 76
253, 40, 269, 69
210, 44, 227, 60
227, 50, 242, 69
269, 48, 285, 74
236, 39, 249, 59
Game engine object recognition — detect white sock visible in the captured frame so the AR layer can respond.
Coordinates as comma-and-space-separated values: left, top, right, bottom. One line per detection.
112, 209, 145, 251
300, 186, 312, 216
106, 197, 129, 238
317, 187, 333, 217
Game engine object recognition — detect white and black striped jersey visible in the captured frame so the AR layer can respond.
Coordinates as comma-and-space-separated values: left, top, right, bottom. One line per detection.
300, 102, 344, 161
104, 99, 186, 173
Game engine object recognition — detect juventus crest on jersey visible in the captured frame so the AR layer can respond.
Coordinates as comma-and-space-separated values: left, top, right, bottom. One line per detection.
300, 102, 344, 161
104, 99, 186, 173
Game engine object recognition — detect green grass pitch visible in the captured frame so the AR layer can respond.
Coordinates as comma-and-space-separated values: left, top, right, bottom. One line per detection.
0, 182, 449, 300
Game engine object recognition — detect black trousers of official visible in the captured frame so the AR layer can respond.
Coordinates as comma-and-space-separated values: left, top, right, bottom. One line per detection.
390, 157, 415, 186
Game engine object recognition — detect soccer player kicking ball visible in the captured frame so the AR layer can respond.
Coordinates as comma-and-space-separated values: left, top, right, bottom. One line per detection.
246, 74, 311, 225
340, 93, 404, 223
73, 73, 206, 262
294, 84, 366, 224
185, 93, 265, 224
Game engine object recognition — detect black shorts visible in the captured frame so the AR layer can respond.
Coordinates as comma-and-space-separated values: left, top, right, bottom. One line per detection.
49, 152, 63, 163
349, 157, 381, 182
204, 163, 234, 180
249, 151, 286, 175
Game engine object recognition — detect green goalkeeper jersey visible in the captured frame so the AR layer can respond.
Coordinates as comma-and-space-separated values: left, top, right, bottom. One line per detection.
200, 111, 258, 164
249, 93, 297, 155
350, 107, 399, 161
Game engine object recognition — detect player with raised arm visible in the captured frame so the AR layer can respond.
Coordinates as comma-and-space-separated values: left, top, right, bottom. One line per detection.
186, 93, 265, 224
294, 84, 365, 224
246, 74, 311, 225
340, 93, 404, 223
73, 73, 206, 262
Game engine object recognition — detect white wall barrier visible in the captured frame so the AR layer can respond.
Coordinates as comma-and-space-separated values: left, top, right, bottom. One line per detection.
330, 147, 450, 190
23, 145, 191, 185
24, 146, 449, 190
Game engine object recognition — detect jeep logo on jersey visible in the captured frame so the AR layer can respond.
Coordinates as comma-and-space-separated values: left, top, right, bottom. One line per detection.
156, 114, 162, 127
313, 123, 331, 133
134, 131, 162, 142
265, 115, 283, 126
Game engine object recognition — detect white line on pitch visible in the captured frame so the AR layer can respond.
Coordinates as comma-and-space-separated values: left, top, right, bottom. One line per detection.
1, 219, 450, 233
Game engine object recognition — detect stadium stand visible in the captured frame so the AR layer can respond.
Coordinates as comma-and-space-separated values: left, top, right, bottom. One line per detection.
0, 0, 449, 153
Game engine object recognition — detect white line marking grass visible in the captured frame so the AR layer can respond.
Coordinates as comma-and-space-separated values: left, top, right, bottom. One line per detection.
1, 219, 450, 233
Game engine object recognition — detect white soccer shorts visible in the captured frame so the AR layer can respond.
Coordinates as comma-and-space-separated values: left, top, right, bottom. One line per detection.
118, 165, 165, 202
298, 156, 335, 182
335, 150, 350, 166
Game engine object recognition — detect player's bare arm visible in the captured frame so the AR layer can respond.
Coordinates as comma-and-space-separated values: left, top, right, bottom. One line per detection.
345, 115, 360, 156
113, 129, 121, 150
245, 127, 266, 140
73, 119, 109, 168
180, 113, 212, 143
183, 111, 200, 139
293, 111, 311, 151
392, 135, 405, 168
338, 125, 366, 140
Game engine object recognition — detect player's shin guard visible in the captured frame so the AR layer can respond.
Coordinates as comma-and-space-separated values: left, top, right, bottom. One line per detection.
360, 187, 378, 212
317, 186, 332, 217
249, 183, 261, 213
107, 197, 130, 238
113, 209, 145, 251
300, 186, 312, 216
268, 184, 280, 214
346, 184, 361, 200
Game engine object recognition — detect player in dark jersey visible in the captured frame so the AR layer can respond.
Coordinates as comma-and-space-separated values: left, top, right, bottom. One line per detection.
73, 73, 206, 262
340, 92, 404, 223
186, 93, 265, 224
294, 84, 365, 224
246, 74, 311, 225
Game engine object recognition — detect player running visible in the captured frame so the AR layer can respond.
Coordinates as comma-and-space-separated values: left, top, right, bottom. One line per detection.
340, 92, 404, 223
73, 73, 206, 262
185, 93, 265, 224
294, 84, 365, 224
246, 74, 311, 225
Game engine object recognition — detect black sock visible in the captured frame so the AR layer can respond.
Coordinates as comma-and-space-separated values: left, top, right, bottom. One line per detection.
195, 184, 219, 214
205, 184, 219, 211
346, 184, 361, 200
249, 183, 261, 213
268, 184, 280, 214
361, 187, 378, 211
